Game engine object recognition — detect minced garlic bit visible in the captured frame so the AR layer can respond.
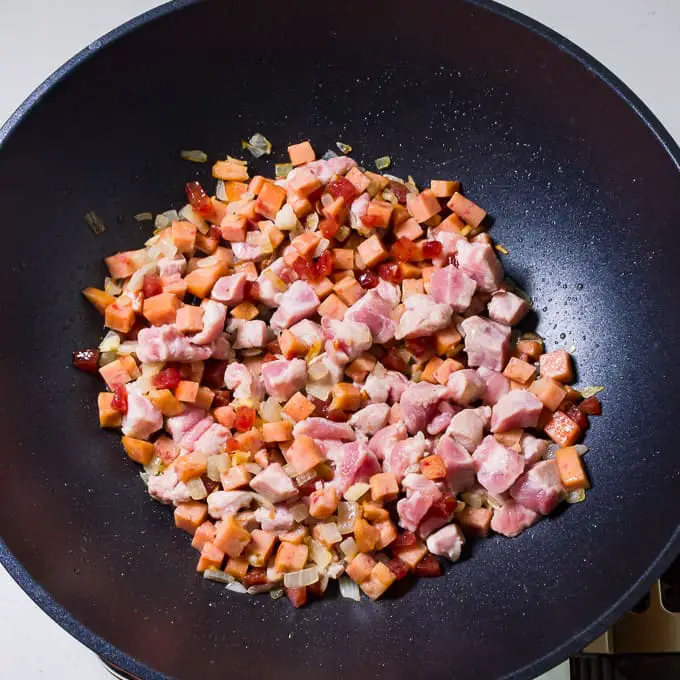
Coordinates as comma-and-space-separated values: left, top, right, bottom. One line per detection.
180, 149, 208, 163
375, 156, 391, 170
579, 385, 605, 399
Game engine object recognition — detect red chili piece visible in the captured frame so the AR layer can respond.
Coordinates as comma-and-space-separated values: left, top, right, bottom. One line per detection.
314, 250, 334, 278
383, 347, 408, 373
386, 557, 409, 580
566, 404, 589, 430
292, 256, 314, 281
212, 390, 231, 408
357, 269, 379, 289
414, 554, 442, 577
393, 531, 417, 549
391, 237, 420, 262
319, 217, 339, 240
388, 181, 408, 204
142, 274, 163, 298
243, 568, 268, 588
405, 337, 433, 359
72, 349, 100, 374
327, 177, 357, 203
111, 384, 128, 414
226, 438, 240, 452
378, 262, 403, 284
152, 367, 181, 390
579, 396, 602, 416
361, 214, 384, 228
234, 406, 256, 432
185, 181, 215, 219
202, 360, 228, 389
421, 240, 443, 259
286, 587, 308, 608
244, 280, 260, 302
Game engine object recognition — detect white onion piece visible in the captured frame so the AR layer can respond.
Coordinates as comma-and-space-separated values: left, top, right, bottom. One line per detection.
245, 463, 263, 475
344, 483, 370, 502
311, 238, 330, 259
144, 456, 163, 476
259, 397, 282, 423
179, 203, 209, 234
127, 262, 158, 293
117, 342, 139, 355
315, 522, 342, 546
226, 581, 248, 594
99, 331, 121, 353
203, 568, 235, 584
215, 180, 227, 201
187, 478, 207, 500
337, 502, 359, 534
339, 537, 358, 560
309, 540, 333, 569
139, 471, 149, 486
290, 502, 309, 522
282, 463, 297, 478
207, 454, 229, 482
269, 588, 284, 600
247, 583, 275, 594
339, 575, 361, 601
283, 567, 318, 589
275, 204, 298, 230
306, 382, 332, 401
574, 445, 589, 456
566, 488, 586, 504
104, 277, 123, 296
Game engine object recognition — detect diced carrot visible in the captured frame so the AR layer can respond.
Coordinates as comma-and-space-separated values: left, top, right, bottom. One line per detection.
176, 305, 204, 333
354, 518, 379, 553
98, 393, 122, 428
402, 278, 424, 300
438, 213, 466, 234
279, 329, 308, 360
544, 411, 582, 447
291, 232, 321, 257
274, 542, 309, 573
374, 519, 398, 550
391, 204, 410, 227
213, 515, 251, 558
175, 380, 200, 403
360, 562, 396, 600
430, 180, 460, 198
435, 326, 463, 355
458, 506, 493, 537
393, 217, 424, 241
393, 540, 428, 569
162, 276, 188, 300
369, 472, 399, 503
421, 455, 447, 480
170, 220, 197, 254
213, 405, 235, 428
279, 525, 308, 545
255, 182, 287, 220
142, 293, 180, 326
234, 428, 263, 454
287, 141, 316, 166
185, 263, 228, 298
118, 355, 140, 379
245, 529, 277, 567
529, 377, 566, 411
180, 360, 204, 383
407, 189, 441, 223
421, 357, 444, 384
357, 235, 388, 268
330, 383, 362, 411
285, 434, 324, 474
213, 160, 249, 181
174, 451, 208, 482
230, 301, 259, 320
494, 429, 523, 451
332, 248, 354, 270
220, 465, 252, 491
333, 276, 365, 306
220, 214, 247, 242
317, 293, 348, 320
174, 502, 208, 535
248, 175, 267, 196
447, 192, 487, 227
121, 436, 154, 465
225, 556, 249, 580
365, 199, 394, 228
104, 250, 144, 279
147, 389, 184, 417
324, 196, 348, 223
82, 287, 115, 315
262, 420, 293, 443
363, 501, 390, 522
104, 296, 135, 333
99, 359, 133, 390
195, 229, 220, 255
503, 357, 537, 385
539, 349, 574, 383
309, 486, 339, 520
191, 521, 216, 551
433, 358, 464, 385
196, 542, 224, 572
364, 171, 389, 197
555, 446, 590, 490
287, 192, 312, 218
346, 552, 376, 584
194, 386, 214, 410
282, 392, 316, 422
224, 180, 248, 202
345, 352, 377, 383
516, 339, 543, 360
332, 270, 354, 284
345, 167, 371, 194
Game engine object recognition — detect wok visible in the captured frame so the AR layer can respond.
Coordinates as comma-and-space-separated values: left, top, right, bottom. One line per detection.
1, 1, 679, 678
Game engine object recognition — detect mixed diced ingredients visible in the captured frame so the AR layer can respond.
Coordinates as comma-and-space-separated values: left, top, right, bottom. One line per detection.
74, 140, 602, 607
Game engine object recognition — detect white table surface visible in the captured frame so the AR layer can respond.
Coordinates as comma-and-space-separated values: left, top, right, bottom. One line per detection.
1, 1, 678, 678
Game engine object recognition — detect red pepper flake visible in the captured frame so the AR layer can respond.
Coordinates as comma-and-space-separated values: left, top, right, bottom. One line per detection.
414, 554, 442, 577
327, 177, 357, 203
566, 404, 589, 430
319, 217, 339, 240
378, 262, 403, 284
286, 586, 308, 608
327, 410, 350, 423
357, 269, 379, 289
226, 437, 240, 452
212, 390, 232, 408
314, 250, 335, 278
421, 240, 443, 259
393, 531, 417, 549
361, 214, 384, 228
579, 396, 602, 416
142, 274, 163, 298
72, 349, 100, 374
292, 256, 314, 281
405, 337, 433, 359
201, 360, 228, 389
383, 347, 408, 373
185, 181, 215, 219
388, 181, 408, 204
386, 557, 409, 580
152, 366, 181, 390
243, 568, 268, 588
234, 406, 256, 432
111, 384, 128, 414
391, 237, 420, 262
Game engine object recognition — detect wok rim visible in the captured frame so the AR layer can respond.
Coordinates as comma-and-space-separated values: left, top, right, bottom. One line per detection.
1, 1, 678, 678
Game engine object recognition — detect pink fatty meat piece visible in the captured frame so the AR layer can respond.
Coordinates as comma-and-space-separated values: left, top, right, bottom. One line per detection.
430, 264, 477, 312
351, 192, 370, 223
491, 390, 543, 433
212, 272, 248, 306
157, 256, 186, 279
460, 315, 511, 372
231, 241, 265, 262
254, 505, 296, 533
121, 392, 163, 440
289, 319, 322, 347
395, 294, 453, 340
375, 280, 401, 306
233, 320, 268, 349
270, 280, 320, 330
521, 434, 550, 465
261, 358, 307, 401
348, 403, 391, 436
136, 324, 214, 363
148, 467, 191, 505
321, 317, 373, 364
304, 156, 357, 184
166, 406, 205, 442
250, 463, 298, 504
180, 417, 214, 452
431, 229, 466, 267
435, 435, 476, 493
396, 473, 442, 532
314, 439, 346, 465
193, 423, 230, 456
224, 362, 264, 402
426, 402, 458, 436
364, 367, 410, 404
400, 382, 451, 434
510, 459, 566, 515
368, 422, 408, 461
293, 417, 356, 442
425, 524, 466, 562
472, 435, 526, 496
345, 288, 397, 344
455, 240, 504, 293
190, 300, 227, 346
487, 291, 530, 326
477, 366, 511, 406
383, 435, 429, 481
211, 333, 235, 361
447, 369, 485, 406
490, 499, 539, 537
256, 258, 291, 308
332, 440, 381, 495
206, 490, 254, 519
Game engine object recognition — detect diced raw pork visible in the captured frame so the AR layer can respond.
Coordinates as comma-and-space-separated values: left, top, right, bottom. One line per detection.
376, 280, 401, 306
332, 441, 381, 494
261, 358, 307, 401
400, 382, 450, 434
212, 273, 248, 306
231, 241, 265, 262
456, 240, 503, 292
250, 463, 298, 504
436, 435, 476, 492
180, 417, 214, 451
460, 315, 511, 371
157, 256, 186, 279
136, 324, 214, 363
472, 435, 526, 495
491, 390, 543, 433
351, 192, 370, 223
364, 365, 410, 404
148, 467, 191, 505
395, 294, 453, 340
293, 417, 356, 441
487, 291, 530, 326
426, 524, 466, 562
510, 460, 566, 515
521, 434, 549, 465
314, 439, 346, 465
304, 156, 357, 184
368, 422, 408, 460
193, 423, 229, 456
256, 258, 291, 308
490, 500, 539, 537
432, 230, 465, 267
383, 434, 429, 481
396, 474, 442, 532
427, 403, 457, 436
448, 369, 485, 406
166, 406, 205, 443
289, 319, 322, 348
211, 333, 235, 361
445, 408, 487, 452
270, 281, 320, 330
430, 264, 477, 312
224, 362, 264, 402
207, 490, 253, 519
122, 393, 163, 440
346, 289, 397, 344
321, 317, 372, 364
477, 366, 511, 406
254, 505, 296, 533
349, 403, 391, 436
233, 320, 268, 349
190, 300, 227, 345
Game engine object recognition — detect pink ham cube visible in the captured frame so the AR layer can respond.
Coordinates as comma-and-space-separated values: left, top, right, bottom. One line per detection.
270, 280, 320, 330
430, 264, 477, 312
448, 369, 485, 406
212, 273, 248, 306
456, 240, 503, 292
521, 434, 549, 465
349, 403, 391, 436
491, 390, 543, 433
472, 435, 526, 495
460, 315, 511, 371
321, 317, 372, 364
395, 294, 453, 340
487, 291, 530, 326
233, 320, 268, 349
435, 435, 476, 492
345, 288, 397, 344
490, 500, 539, 537
122, 393, 163, 440
368, 422, 408, 460
383, 435, 428, 481
250, 463, 298, 504
426, 524, 465, 562
332, 440, 381, 494
477, 366, 511, 406
293, 417, 356, 441
400, 382, 450, 434
510, 460, 566, 515
261, 359, 307, 401
190, 300, 227, 345
136, 324, 213, 364
224, 362, 264, 401
445, 407, 489, 453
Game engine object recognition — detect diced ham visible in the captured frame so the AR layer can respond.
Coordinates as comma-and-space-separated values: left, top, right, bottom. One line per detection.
490, 500, 539, 537
432, 230, 465, 267
332, 441, 381, 494
233, 320, 268, 349
456, 240, 503, 292
427, 404, 457, 436
211, 333, 235, 361
487, 291, 530, 326
261, 359, 307, 401
346, 289, 397, 344
396, 473, 442, 532
447, 369, 485, 406
121, 393, 163, 440
148, 467, 191, 505
190, 300, 227, 345
136, 324, 214, 363
364, 365, 410, 404
224, 362, 264, 402
193, 423, 229, 456
321, 317, 372, 364
231, 241, 265, 262
400, 382, 450, 434
491, 390, 543, 432
349, 403, 391, 436
270, 281, 320, 330
521, 434, 549, 465
472, 435, 525, 495
426, 524, 465, 562
314, 439, 346, 465
166, 406, 205, 443
303, 156, 357, 184
157, 256, 186, 279
293, 417, 356, 441
250, 463, 298, 504
510, 460, 566, 515
256, 258, 292, 308
395, 294, 453, 340
477, 366, 511, 406
460, 315, 511, 371
368, 422, 408, 461
435, 435, 476, 492
350, 191, 370, 223
289, 319, 322, 348
430, 264, 477, 312
383, 434, 429, 481
180, 417, 214, 451
212, 273, 247, 306
207, 490, 253, 519
254, 505, 296, 533
376, 280, 401, 306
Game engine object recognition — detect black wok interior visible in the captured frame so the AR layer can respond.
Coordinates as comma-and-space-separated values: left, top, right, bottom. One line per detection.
1, 1, 679, 678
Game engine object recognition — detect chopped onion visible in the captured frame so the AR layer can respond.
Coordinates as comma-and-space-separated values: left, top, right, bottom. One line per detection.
316, 522, 342, 545
261, 269, 288, 293
84, 210, 106, 235
320, 193, 334, 210
339, 536, 358, 560
104, 277, 123, 296
117, 341, 139, 355
127, 262, 158, 293
275, 163, 293, 179
305, 212, 319, 232
148, 239, 178, 261
267, 566, 284, 583
269, 588, 284, 600
282, 463, 296, 477
375, 156, 391, 170
339, 575, 361, 601
247, 583, 275, 594
203, 568, 235, 584
139, 471, 149, 486
154, 214, 171, 230
290, 502, 309, 522
336, 141, 352, 155
545, 444, 559, 460
566, 488, 586, 504
144, 456, 163, 476
579, 385, 605, 399
337, 502, 359, 534
311, 238, 330, 259
322, 150, 338, 160
574, 444, 589, 456
295, 469, 317, 486
187, 477, 207, 500
258, 397, 282, 423
135, 212, 153, 223
283, 566, 318, 589
461, 491, 483, 509
99, 351, 118, 367
307, 355, 330, 381
309, 539, 333, 569
485, 493, 503, 510
226, 581, 248, 594
241, 133, 272, 158
99, 331, 121, 353
249, 492, 275, 510
215, 179, 228, 201
306, 382, 332, 401
178, 204, 210, 234
207, 454, 229, 482
336, 225, 350, 242
226, 155, 248, 166
275, 204, 298, 230
344, 483, 370, 502
180, 149, 208, 163
245, 463, 263, 475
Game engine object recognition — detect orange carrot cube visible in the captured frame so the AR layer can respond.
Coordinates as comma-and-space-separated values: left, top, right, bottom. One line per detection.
362, 502, 389, 523
345, 352, 377, 383
255, 182, 287, 220
223, 180, 248, 202
147, 389, 185, 417
346, 552, 376, 584
438, 213, 466, 233
375, 519, 398, 550
282, 392, 316, 422
175, 380, 200, 403
529, 377, 566, 411
421, 357, 444, 384
212, 160, 249, 181
357, 235, 388, 268
279, 329, 308, 360
98, 392, 122, 428
555, 446, 590, 490
121, 436, 154, 465
248, 175, 267, 196
447, 192, 487, 227
82, 287, 115, 315
394, 540, 428, 569
402, 278, 424, 300
246, 529, 277, 566
287, 192, 313, 218
99, 359, 133, 390
287, 167, 322, 197
292, 232, 321, 257
287, 141, 316, 166
225, 556, 249, 580
494, 429, 523, 451
191, 521, 216, 551
354, 518, 379, 553
220, 465, 252, 491
369, 472, 399, 503
332, 248, 354, 270
262, 420, 293, 443
220, 214, 247, 242
333, 276, 365, 306
345, 167, 371, 194
394, 217, 424, 241
195, 229, 220, 255
194, 386, 214, 410
539, 349, 574, 383
274, 542, 309, 573
257, 220, 284, 250
213, 516, 251, 558
196, 542, 224, 572
433, 358, 464, 385
503, 357, 537, 385
364, 171, 389, 197
317, 293, 348, 320
458, 507, 493, 537
516, 339, 544, 361
285, 434, 324, 474
544, 411, 582, 447
184, 263, 228, 298
365, 199, 393, 228
230, 301, 259, 320
213, 405, 235, 428
360, 562, 396, 600
174, 502, 208, 535
421, 455, 447, 480
142, 293, 180, 326
430, 180, 460, 198
171, 220, 197, 254
279, 525, 308, 545
309, 486, 339, 520
407, 189, 441, 223
324, 196, 348, 223
330, 383, 362, 411
435, 326, 463, 355
104, 296, 135, 333
176, 305, 204, 333
174, 451, 208, 482
234, 428, 263, 454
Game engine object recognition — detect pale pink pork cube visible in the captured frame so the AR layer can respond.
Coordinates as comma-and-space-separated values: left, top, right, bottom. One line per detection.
487, 291, 530, 326
472, 435, 526, 495
395, 294, 453, 340
430, 264, 477, 312
510, 459, 566, 515
491, 390, 543, 433
490, 499, 539, 537
270, 280, 320, 330
456, 240, 503, 292
460, 315, 511, 371
261, 358, 307, 401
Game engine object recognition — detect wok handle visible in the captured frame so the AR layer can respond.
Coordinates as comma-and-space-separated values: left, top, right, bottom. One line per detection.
100, 657, 142, 680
